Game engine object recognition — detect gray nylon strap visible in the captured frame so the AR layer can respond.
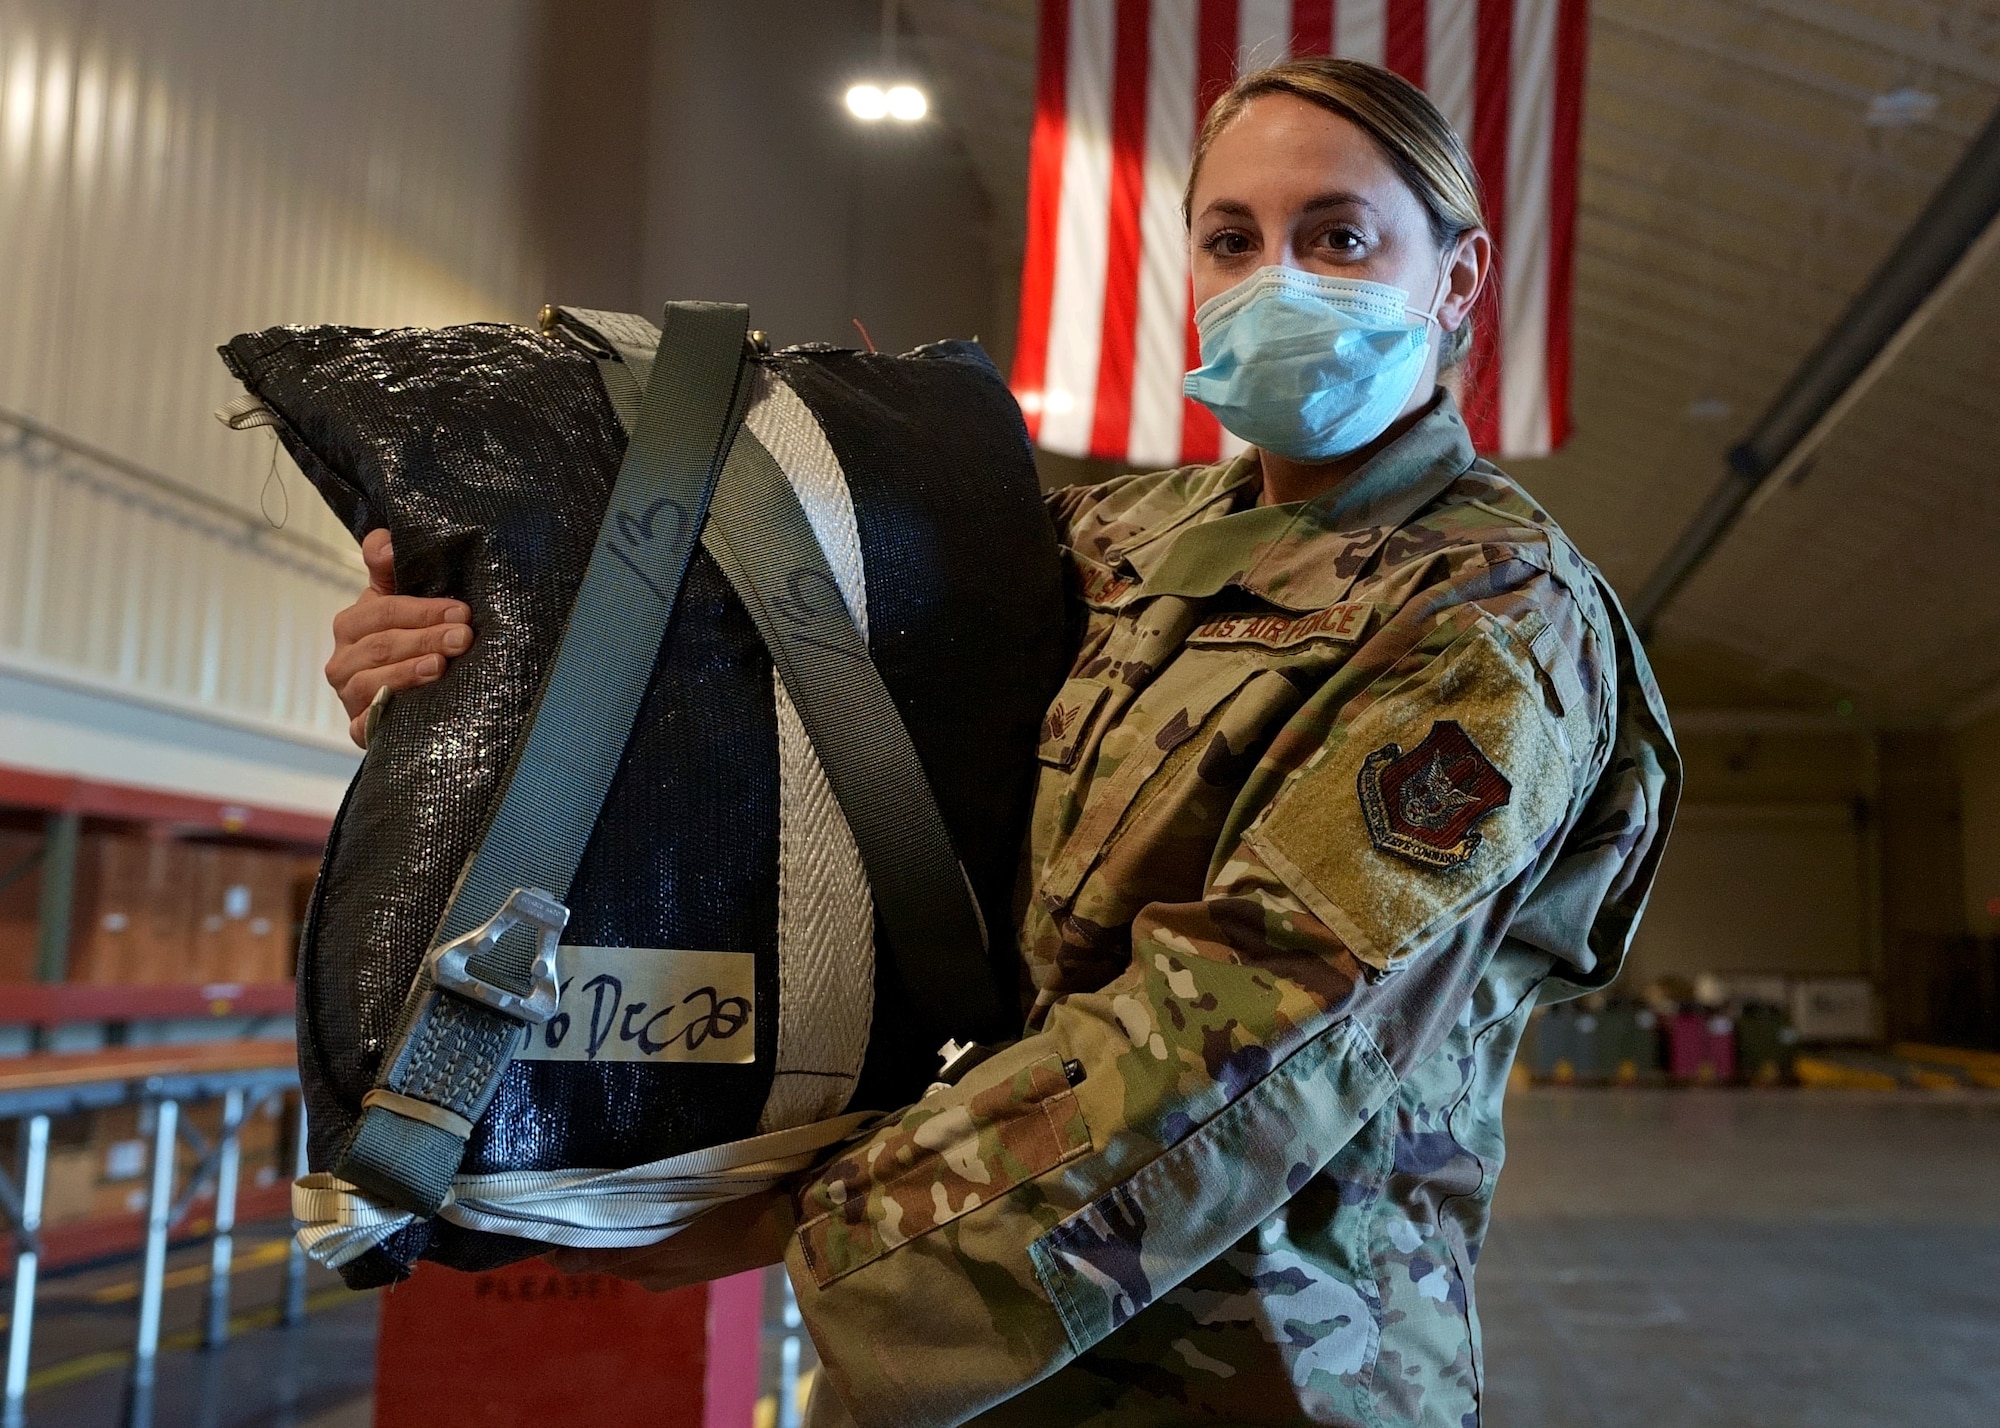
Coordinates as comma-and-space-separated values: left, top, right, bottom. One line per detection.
334, 302, 753, 1216
561, 307, 1008, 1048
703, 430, 1006, 1046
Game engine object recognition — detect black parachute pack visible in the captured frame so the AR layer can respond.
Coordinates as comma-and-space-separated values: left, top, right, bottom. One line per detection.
220, 304, 1068, 1286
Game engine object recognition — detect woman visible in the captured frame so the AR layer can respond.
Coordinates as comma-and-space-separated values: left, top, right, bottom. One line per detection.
325, 58, 1677, 1428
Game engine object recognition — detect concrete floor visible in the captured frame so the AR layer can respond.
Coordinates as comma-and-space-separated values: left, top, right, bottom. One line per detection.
1479, 1088, 2000, 1428
12, 1089, 1996, 1426
5, 1224, 373, 1428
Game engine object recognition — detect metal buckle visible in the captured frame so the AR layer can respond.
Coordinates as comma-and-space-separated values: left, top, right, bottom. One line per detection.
934, 1039, 996, 1087
425, 887, 570, 1025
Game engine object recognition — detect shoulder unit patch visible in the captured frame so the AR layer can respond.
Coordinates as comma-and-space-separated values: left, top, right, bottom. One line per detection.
1357, 720, 1512, 870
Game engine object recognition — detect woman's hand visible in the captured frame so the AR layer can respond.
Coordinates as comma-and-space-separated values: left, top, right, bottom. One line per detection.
543, 1188, 797, 1293
326, 529, 474, 748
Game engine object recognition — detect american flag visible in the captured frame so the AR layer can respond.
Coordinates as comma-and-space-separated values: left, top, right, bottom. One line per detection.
1010, 0, 1588, 466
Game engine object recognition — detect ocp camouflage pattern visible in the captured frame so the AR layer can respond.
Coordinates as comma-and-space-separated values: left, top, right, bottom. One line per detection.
790, 394, 1681, 1426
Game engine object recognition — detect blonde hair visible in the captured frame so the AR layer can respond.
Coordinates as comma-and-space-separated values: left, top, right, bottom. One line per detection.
1185, 56, 1487, 367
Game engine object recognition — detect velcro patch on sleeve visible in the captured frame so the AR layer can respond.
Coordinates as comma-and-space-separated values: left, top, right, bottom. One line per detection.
1246, 618, 1569, 970
1039, 678, 1113, 770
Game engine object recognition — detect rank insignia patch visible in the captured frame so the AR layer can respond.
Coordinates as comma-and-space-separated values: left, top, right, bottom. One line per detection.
1038, 677, 1112, 770
1357, 720, 1512, 870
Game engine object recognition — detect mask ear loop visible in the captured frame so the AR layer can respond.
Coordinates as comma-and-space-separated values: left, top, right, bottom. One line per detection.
1403, 244, 1456, 330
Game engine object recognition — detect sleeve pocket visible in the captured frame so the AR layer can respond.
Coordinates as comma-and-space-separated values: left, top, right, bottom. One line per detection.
797, 1053, 1092, 1288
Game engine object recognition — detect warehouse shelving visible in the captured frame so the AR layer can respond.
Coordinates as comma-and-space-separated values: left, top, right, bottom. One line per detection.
0, 761, 327, 1423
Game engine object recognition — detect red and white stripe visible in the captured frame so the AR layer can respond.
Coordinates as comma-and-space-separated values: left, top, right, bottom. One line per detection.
1012, 0, 1588, 465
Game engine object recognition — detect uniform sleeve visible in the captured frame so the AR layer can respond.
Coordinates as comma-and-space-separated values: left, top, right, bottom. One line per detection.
786, 599, 1600, 1427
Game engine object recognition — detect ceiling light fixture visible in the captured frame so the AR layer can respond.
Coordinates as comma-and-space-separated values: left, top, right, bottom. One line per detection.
846, 84, 890, 121
846, 0, 929, 124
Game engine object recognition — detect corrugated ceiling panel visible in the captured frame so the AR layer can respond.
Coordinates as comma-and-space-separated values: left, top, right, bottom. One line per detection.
1508, 0, 2000, 594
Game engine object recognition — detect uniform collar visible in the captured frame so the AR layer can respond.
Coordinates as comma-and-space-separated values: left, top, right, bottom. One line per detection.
1119, 391, 1477, 613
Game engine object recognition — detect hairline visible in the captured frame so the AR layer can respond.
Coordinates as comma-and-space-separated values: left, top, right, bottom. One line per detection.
1183, 76, 1478, 249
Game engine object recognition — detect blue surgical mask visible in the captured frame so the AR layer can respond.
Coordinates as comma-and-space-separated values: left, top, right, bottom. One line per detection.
1182, 266, 1437, 462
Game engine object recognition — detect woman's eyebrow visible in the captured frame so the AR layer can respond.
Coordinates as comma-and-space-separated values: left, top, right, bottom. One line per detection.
1196, 192, 1378, 222
1300, 191, 1376, 215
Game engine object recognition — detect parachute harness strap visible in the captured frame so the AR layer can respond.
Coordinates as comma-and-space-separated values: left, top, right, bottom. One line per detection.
553, 305, 1009, 1050
333, 302, 754, 1217
702, 427, 1006, 1047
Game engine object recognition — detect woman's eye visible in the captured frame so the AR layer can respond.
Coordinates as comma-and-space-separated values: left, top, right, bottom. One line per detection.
1318, 226, 1367, 255
1201, 230, 1253, 258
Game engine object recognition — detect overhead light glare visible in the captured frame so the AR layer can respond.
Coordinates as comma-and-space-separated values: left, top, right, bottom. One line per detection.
1867, 86, 1938, 128
885, 84, 928, 121
846, 84, 889, 121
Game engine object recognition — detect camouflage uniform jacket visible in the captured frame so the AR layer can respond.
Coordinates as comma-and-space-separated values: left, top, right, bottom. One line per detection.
788, 393, 1681, 1427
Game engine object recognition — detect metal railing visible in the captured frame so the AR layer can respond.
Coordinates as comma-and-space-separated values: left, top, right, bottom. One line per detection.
0, 1057, 303, 1428
0, 403, 361, 586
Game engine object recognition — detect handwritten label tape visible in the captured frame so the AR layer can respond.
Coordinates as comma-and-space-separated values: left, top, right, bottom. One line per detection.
514, 946, 755, 1065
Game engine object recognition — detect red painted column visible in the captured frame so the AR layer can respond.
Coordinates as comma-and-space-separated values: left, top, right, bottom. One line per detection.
374, 1262, 765, 1428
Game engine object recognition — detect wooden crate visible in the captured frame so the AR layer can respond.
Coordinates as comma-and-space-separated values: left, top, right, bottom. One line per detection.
190, 846, 295, 985
68, 836, 196, 985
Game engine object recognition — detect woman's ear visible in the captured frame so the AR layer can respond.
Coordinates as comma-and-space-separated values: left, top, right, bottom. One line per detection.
1435, 228, 1491, 333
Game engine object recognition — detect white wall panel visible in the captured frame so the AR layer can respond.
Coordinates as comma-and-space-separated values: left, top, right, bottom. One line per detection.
1624, 804, 1868, 986
0, 0, 545, 763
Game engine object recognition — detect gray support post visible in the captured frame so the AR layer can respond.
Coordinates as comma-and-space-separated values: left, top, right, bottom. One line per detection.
33, 813, 79, 985
203, 1089, 245, 1349
3, 1115, 49, 1428
281, 1099, 308, 1326
126, 1099, 179, 1428
778, 1273, 803, 1428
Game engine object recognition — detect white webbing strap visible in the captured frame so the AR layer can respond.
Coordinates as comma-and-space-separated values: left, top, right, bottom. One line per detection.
293, 1111, 878, 1269
748, 371, 876, 1132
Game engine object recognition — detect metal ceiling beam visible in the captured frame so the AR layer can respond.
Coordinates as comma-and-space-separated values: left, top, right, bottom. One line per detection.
1628, 101, 2000, 637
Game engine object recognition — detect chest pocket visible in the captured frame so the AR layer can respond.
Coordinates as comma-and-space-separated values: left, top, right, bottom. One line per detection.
1036, 649, 1268, 913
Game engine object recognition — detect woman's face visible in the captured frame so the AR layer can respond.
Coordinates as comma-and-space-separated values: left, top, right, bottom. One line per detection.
1187, 93, 1487, 399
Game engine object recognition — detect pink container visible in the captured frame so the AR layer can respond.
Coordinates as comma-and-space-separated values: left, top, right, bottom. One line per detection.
1668, 1011, 1737, 1083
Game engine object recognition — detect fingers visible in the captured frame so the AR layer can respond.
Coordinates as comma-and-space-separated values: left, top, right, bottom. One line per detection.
332, 652, 451, 726
326, 614, 471, 706
331, 532, 475, 747
331, 594, 470, 648
361, 528, 398, 596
